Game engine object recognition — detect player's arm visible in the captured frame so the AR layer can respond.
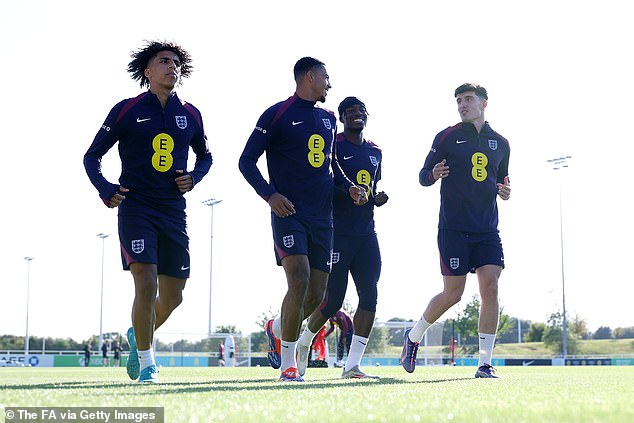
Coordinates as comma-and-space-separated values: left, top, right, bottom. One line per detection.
83, 104, 124, 206
419, 132, 449, 186
239, 109, 295, 217
496, 147, 511, 200
181, 109, 213, 193
373, 161, 389, 207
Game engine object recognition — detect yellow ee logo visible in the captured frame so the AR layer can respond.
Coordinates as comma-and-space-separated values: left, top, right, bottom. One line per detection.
308, 134, 325, 168
356, 170, 371, 188
471, 152, 488, 182
152, 133, 174, 172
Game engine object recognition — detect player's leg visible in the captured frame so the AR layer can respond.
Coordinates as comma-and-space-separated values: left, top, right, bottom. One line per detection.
129, 262, 159, 382
297, 238, 350, 375
119, 212, 159, 381
474, 264, 501, 377
403, 230, 468, 373
343, 235, 380, 378
472, 232, 504, 378
154, 217, 190, 330
278, 254, 311, 381
155, 275, 187, 330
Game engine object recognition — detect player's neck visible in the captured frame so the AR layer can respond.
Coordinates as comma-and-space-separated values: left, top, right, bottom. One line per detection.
343, 129, 364, 145
150, 86, 175, 108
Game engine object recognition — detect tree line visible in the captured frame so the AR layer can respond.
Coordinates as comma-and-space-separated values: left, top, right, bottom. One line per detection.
2, 299, 632, 355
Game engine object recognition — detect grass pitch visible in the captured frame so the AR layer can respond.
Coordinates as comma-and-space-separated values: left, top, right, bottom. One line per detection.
1, 366, 633, 422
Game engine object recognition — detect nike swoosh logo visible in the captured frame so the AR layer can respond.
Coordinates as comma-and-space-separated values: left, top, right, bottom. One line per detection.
456, 140, 468, 144
522, 360, 535, 366
343, 156, 354, 160
282, 345, 289, 349
292, 121, 304, 126
137, 117, 151, 123
181, 265, 190, 271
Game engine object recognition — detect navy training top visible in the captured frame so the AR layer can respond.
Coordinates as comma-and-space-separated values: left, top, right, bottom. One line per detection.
84, 91, 212, 216
419, 122, 510, 233
332, 133, 383, 236
239, 94, 353, 225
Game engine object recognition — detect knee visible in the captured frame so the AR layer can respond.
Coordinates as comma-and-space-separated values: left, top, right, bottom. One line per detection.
480, 282, 499, 303
165, 292, 183, 311
445, 291, 462, 307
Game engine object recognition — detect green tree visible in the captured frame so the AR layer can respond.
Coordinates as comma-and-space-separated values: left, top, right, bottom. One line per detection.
543, 311, 578, 355
613, 326, 634, 339
366, 324, 388, 354
454, 295, 480, 350
525, 322, 546, 342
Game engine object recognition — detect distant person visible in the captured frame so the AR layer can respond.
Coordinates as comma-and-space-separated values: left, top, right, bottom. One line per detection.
401, 83, 511, 379
297, 97, 387, 379
310, 325, 328, 362
324, 309, 354, 368
101, 341, 109, 367
239, 57, 367, 382
83, 344, 91, 367
112, 341, 121, 367
83, 40, 212, 384
218, 342, 226, 367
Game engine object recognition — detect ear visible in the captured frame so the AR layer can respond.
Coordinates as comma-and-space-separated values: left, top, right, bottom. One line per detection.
482, 99, 488, 110
339, 114, 345, 123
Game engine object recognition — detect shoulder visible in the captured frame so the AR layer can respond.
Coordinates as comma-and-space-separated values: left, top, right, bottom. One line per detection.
112, 92, 149, 124
434, 123, 462, 144
365, 139, 381, 152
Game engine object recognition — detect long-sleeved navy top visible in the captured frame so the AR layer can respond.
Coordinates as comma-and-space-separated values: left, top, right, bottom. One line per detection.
332, 133, 382, 236
419, 122, 510, 233
239, 94, 353, 224
84, 91, 212, 216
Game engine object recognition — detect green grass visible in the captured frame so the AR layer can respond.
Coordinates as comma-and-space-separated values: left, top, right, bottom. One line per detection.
1, 366, 633, 422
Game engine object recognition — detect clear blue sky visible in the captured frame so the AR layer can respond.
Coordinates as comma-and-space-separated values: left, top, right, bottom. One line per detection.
1, 0, 631, 343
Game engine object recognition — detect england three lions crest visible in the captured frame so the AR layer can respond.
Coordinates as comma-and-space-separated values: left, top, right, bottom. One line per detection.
488, 139, 498, 150
282, 235, 294, 248
132, 239, 145, 254
322, 118, 332, 130
176, 116, 188, 129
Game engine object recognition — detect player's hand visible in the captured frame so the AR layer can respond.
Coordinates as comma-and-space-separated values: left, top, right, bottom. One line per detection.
349, 185, 368, 206
107, 186, 128, 208
375, 191, 389, 207
433, 159, 449, 180
175, 170, 193, 193
497, 176, 511, 200
268, 192, 296, 217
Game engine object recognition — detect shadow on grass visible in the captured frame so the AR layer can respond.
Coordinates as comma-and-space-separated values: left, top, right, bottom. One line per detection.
0, 376, 473, 395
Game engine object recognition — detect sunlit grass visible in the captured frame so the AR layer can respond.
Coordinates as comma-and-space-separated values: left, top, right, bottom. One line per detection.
1, 366, 632, 422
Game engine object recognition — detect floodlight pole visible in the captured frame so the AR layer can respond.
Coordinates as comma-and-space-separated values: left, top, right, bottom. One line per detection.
24, 256, 34, 356
203, 198, 223, 338
97, 233, 110, 350
547, 155, 572, 358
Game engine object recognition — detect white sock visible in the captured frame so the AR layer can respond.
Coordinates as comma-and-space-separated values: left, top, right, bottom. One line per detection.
478, 333, 496, 367
138, 349, 155, 370
272, 317, 282, 338
344, 335, 368, 371
280, 339, 298, 371
409, 316, 432, 343
298, 326, 317, 347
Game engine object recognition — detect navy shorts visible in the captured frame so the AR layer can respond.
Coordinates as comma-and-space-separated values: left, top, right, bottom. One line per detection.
118, 212, 190, 279
321, 233, 381, 316
438, 229, 504, 276
271, 213, 333, 273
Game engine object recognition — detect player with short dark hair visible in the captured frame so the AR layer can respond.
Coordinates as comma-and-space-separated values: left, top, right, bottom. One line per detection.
239, 57, 367, 382
84, 40, 212, 383
296, 96, 388, 379
401, 82, 510, 379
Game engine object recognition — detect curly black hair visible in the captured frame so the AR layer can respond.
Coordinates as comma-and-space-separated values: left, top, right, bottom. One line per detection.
127, 40, 193, 88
